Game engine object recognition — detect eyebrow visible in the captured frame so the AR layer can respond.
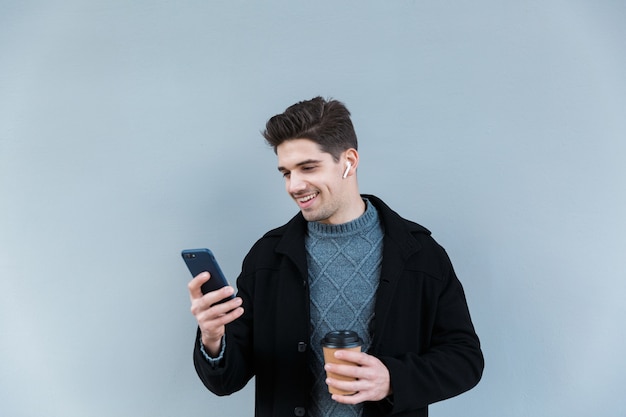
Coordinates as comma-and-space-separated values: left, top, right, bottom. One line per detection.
277, 159, 322, 173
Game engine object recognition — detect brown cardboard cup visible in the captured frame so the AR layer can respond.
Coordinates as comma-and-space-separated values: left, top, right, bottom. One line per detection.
321, 330, 362, 395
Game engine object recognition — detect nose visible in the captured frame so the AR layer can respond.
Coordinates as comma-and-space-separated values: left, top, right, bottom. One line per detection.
287, 172, 306, 195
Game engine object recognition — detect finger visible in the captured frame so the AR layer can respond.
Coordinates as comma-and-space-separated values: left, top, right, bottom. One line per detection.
192, 290, 240, 320
325, 362, 363, 379
198, 295, 243, 322
188, 272, 210, 299
202, 304, 244, 329
326, 375, 359, 393
334, 349, 370, 365
208, 294, 242, 315
328, 376, 381, 405
220, 305, 245, 324
326, 376, 368, 405
331, 391, 366, 405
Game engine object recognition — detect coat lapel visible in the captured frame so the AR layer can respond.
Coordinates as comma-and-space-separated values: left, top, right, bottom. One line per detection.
365, 195, 426, 351
274, 213, 309, 282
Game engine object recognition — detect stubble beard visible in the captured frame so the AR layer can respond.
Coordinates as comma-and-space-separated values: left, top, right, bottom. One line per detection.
300, 197, 339, 224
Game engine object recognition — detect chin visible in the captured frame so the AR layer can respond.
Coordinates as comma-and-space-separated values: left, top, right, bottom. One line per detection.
301, 212, 318, 222
301, 210, 326, 223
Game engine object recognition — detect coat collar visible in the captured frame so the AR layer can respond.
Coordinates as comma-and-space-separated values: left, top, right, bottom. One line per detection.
273, 212, 308, 279
272, 194, 430, 271
363, 194, 430, 261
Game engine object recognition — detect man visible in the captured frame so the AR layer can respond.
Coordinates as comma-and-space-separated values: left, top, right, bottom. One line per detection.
189, 97, 484, 417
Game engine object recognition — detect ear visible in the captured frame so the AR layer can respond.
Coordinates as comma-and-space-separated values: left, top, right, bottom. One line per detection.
342, 148, 359, 177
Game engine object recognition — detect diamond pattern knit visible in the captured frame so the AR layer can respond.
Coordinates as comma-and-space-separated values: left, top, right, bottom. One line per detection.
305, 200, 384, 417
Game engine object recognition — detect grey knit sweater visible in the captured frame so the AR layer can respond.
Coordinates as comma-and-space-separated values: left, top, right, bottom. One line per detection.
305, 200, 384, 417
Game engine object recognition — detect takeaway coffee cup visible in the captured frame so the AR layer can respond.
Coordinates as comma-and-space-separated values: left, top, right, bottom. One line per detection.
321, 330, 363, 395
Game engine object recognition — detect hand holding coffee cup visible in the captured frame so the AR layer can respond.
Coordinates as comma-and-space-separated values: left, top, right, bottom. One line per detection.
321, 330, 363, 395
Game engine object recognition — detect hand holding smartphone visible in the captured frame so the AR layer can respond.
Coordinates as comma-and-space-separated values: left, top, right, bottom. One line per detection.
182, 248, 235, 303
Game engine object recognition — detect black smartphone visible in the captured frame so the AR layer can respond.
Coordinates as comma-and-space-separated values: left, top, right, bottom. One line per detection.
181, 248, 235, 301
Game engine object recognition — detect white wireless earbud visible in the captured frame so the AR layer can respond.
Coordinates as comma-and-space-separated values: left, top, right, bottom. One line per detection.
342, 162, 352, 179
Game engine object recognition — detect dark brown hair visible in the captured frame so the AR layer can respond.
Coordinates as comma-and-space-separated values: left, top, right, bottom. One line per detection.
262, 96, 358, 161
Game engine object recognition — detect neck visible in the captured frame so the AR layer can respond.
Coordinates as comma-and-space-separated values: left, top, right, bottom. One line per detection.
322, 193, 366, 225
308, 198, 376, 235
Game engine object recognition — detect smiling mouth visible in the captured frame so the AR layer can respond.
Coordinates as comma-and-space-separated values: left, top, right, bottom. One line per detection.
297, 192, 318, 204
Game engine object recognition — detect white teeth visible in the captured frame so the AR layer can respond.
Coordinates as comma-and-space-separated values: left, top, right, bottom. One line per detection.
299, 193, 317, 203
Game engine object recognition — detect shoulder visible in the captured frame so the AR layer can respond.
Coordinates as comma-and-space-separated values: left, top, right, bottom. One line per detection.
366, 194, 453, 275
241, 212, 306, 263
258, 212, 305, 245
364, 194, 432, 236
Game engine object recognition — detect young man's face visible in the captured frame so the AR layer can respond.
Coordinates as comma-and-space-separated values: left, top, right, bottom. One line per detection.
276, 138, 351, 224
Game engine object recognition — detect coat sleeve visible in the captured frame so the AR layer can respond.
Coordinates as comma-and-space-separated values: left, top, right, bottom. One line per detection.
192, 267, 256, 396
375, 244, 484, 414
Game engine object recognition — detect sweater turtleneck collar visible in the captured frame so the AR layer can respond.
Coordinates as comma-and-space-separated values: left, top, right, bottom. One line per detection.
307, 199, 379, 237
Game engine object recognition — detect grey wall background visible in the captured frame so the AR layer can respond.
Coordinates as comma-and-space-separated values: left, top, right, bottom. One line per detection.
1, 1, 625, 416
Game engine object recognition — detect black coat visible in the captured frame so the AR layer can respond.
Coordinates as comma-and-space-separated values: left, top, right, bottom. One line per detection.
194, 195, 484, 417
